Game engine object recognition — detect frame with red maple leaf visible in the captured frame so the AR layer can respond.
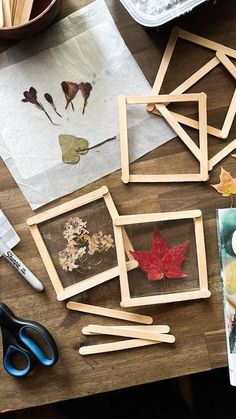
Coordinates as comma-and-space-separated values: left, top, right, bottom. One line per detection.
113, 209, 211, 308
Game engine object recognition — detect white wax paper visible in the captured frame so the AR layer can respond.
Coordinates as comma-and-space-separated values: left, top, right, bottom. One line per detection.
0, 0, 174, 209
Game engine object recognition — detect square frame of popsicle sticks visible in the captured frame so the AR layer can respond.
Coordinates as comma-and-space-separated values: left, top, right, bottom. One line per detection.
119, 93, 209, 184
113, 209, 211, 308
26, 186, 138, 301
150, 26, 236, 140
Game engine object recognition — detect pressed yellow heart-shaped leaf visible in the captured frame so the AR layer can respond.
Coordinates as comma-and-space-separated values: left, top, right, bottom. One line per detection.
59, 135, 89, 164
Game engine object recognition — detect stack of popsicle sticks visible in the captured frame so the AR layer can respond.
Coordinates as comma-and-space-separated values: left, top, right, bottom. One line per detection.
80, 325, 175, 355
118, 26, 236, 184
67, 301, 175, 355
0, 0, 34, 27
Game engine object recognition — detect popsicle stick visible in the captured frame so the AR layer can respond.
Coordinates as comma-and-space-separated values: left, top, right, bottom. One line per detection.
114, 210, 202, 226
119, 95, 130, 184
20, 0, 34, 24
152, 26, 180, 94
121, 288, 211, 308
29, 224, 64, 295
157, 110, 222, 139
157, 104, 201, 161
102, 189, 137, 263
198, 92, 208, 181
0, 0, 4, 27
127, 93, 201, 105
171, 57, 220, 95
11, 0, 16, 20
13, 0, 25, 25
208, 139, 236, 170
149, 57, 220, 111
148, 105, 223, 138
57, 260, 137, 301
79, 338, 161, 355
221, 89, 236, 139
82, 325, 175, 343
179, 27, 236, 59
27, 186, 108, 226
216, 51, 236, 80
128, 174, 203, 182
194, 215, 209, 291
113, 224, 131, 301
67, 302, 153, 324
82, 325, 170, 336
2, 0, 12, 26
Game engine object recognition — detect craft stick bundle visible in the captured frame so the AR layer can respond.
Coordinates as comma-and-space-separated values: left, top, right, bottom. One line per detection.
0, 0, 34, 27
67, 302, 175, 355
79, 324, 175, 355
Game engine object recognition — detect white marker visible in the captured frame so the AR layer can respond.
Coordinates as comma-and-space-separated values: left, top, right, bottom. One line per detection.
0, 240, 44, 292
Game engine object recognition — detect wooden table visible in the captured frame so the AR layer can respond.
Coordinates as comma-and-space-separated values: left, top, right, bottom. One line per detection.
0, 0, 235, 411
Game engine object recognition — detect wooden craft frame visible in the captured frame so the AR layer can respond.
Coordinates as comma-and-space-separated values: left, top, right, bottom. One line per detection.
26, 186, 137, 301
149, 26, 236, 139
113, 210, 211, 308
119, 93, 208, 183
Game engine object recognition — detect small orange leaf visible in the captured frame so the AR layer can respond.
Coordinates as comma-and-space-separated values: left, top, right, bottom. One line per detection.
211, 167, 236, 197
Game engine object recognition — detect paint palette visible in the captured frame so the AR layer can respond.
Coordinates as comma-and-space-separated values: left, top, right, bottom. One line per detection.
119, 0, 208, 27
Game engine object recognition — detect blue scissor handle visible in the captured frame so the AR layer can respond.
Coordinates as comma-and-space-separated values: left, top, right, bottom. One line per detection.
19, 324, 57, 366
3, 344, 33, 378
0, 303, 59, 377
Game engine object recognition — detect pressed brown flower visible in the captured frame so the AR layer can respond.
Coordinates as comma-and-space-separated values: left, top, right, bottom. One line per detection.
79, 82, 93, 114
44, 93, 62, 117
22, 87, 39, 105
22, 87, 56, 125
61, 81, 81, 110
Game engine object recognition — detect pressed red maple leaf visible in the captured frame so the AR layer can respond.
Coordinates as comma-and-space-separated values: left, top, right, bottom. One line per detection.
130, 230, 190, 281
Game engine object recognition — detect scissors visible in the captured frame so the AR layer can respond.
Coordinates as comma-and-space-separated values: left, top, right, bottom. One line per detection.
0, 303, 59, 377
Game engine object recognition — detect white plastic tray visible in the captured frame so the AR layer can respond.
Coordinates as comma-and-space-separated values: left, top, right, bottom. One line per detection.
119, 0, 208, 27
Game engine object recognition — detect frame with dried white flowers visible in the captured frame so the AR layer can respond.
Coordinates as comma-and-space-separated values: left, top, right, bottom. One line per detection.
26, 186, 137, 301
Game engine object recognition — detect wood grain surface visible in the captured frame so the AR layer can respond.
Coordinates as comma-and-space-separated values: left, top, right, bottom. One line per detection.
0, 0, 235, 412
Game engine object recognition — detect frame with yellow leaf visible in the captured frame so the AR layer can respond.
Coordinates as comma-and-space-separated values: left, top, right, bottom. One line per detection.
26, 186, 137, 301
113, 209, 211, 308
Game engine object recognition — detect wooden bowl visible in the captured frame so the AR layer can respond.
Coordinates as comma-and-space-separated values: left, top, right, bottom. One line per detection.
0, 0, 62, 40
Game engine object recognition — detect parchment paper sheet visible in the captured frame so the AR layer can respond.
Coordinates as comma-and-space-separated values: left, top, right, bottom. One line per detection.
0, 0, 174, 209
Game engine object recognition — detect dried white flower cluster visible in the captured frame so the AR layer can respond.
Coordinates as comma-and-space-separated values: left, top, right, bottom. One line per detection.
59, 216, 115, 272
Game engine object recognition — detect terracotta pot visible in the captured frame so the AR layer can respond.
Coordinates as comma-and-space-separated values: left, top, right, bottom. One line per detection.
0, 0, 62, 40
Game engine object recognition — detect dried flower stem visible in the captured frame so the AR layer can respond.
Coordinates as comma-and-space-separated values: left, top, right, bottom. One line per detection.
38, 102, 58, 125
54, 107, 62, 118
83, 136, 116, 151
